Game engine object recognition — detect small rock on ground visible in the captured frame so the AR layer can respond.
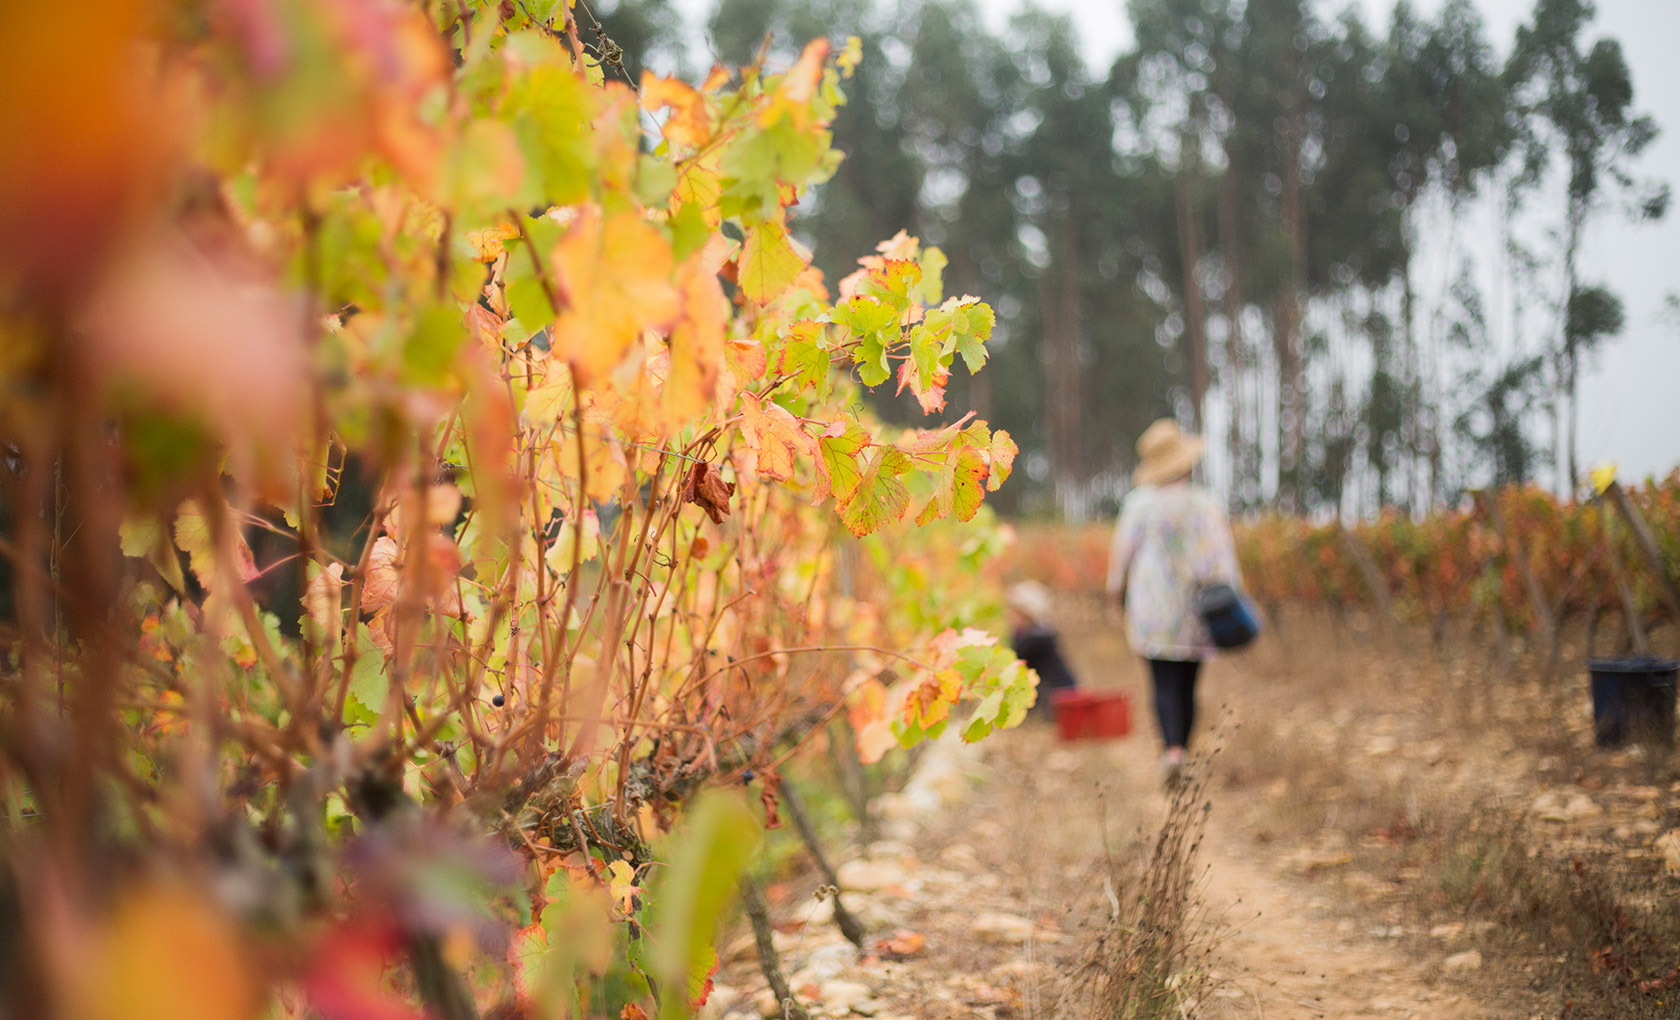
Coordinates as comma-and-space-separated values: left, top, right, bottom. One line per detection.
835, 858, 908, 892
1443, 949, 1484, 973
972, 911, 1038, 944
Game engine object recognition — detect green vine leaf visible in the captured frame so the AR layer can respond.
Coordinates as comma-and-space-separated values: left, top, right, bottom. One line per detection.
837, 446, 912, 536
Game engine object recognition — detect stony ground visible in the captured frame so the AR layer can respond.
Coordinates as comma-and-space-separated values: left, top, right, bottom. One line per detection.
701, 606, 1680, 1020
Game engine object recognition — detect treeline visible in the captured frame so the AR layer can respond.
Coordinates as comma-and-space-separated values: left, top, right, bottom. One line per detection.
595, 0, 1667, 516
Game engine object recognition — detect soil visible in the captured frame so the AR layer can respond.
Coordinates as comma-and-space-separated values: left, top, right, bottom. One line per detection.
709, 603, 1680, 1020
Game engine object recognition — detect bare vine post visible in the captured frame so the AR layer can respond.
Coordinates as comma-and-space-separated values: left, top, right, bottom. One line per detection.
1605, 480, 1680, 633
1472, 489, 1557, 660
780, 780, 867, 948
740, 877, 811, 1020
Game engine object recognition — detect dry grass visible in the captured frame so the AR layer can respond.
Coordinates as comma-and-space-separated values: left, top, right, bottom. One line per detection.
1395, 805, 1680, 1020
1057, 753, 1221, 1020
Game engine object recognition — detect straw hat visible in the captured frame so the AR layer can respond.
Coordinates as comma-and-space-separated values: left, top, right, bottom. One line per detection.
1133, 418, 1205, 486
1006, 580, 1054, 624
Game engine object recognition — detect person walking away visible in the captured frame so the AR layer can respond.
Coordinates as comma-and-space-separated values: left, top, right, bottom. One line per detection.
1005, 580, 1078, 715
1105, 419, 1242, 786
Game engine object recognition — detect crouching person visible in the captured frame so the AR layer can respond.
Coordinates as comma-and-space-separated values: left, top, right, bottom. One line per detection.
1006, 580, 1078, 715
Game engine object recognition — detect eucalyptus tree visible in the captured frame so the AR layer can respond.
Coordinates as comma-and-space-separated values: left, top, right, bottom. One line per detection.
1454, 355, 1551, 489
1001, 9, 1129, 514
1296, 11, 1405, 510
1231, 0, 1315, 510
1111, 0, 1230, 433
1505, 0, 1668, 492
1380, 0, 1510, 506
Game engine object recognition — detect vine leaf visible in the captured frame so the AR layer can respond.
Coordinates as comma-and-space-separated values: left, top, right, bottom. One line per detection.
987, 429, 1018, 492
725, 337, 768, 382
640, 75, 711, 149
946, 297, 994, 373
895, 350, 947, 414
832, 294, 896, 336
680, 462, 735, 524
738, 391, 815, 481
915, 245, 947, 306
916, 445, 990, 525
659, 255, 728, 427
509, 923, 549, 1013
174, 501, 258, 591
860, 258, 921, 306
738, 218, 804, 304
347, 632, 387, 722
302, 562, 344, 644
775, 320, 830, 394
508, 64, 599, 207
837, 446, 912, 537
546, 509, 602, 571
904, 669, 962, 730
814, 418, 870, 505
548, 207, 679, 387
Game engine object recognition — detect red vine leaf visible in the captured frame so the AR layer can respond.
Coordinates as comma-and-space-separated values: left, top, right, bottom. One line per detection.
681, 461, 735, 524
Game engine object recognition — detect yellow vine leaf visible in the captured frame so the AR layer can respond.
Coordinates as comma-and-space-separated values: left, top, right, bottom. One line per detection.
605, 859, 641, 915
550, 419, 629, 503
658, 255, 727, 429
987, 429, 1018, 491
814, 417, 869, 505
837, 447, 912, 537
760, 39, 830, 129
739, 391, 816, 481
904, 668, 962, 730
468, 219, 520, 263
737, 219, 804, 305
549, 206, 678, 387
916, 445, 990, 525
641, 74, 711, 149
174, 501, 258, 591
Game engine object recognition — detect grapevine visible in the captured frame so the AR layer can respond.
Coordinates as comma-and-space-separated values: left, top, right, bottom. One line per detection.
0, 3, 1030, 1017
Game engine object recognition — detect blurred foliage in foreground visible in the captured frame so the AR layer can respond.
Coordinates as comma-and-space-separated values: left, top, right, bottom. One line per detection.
0, 1, 1033, 1017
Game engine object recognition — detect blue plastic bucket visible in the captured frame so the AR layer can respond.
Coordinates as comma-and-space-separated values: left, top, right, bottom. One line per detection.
1588, 657, 1678, 748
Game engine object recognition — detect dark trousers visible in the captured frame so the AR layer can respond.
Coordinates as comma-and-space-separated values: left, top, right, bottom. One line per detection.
1148, 658, 1203, 749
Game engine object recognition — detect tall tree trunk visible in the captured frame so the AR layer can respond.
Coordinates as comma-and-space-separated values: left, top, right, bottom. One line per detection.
1275, 81, 1307, 512
1037, 243, 1062, 504
1398, 222, 1419, 514
1559, 351, 1572, 494
1175, 165, 1209, 431
1552, 195, 1579, 497
1563, 196, 1583, 496
1218, 152, 1246, 508
1040, 212, 1083, 515
1422, 206, 1446, 509
1057, 219, 1082, 508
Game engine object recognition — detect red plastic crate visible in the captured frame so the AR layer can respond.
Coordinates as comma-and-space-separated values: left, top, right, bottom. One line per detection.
1050, 688, 1132, 741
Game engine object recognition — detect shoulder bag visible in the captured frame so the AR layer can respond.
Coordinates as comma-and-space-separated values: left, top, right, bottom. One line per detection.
1193, 582, 1260, 650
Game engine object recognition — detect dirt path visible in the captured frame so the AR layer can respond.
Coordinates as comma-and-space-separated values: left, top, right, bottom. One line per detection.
712, 636, 1498, 1020
1191, 658, 1487, 1020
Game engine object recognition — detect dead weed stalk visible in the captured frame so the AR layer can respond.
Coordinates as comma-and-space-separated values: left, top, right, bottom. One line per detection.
1059, 751, 1220, 1020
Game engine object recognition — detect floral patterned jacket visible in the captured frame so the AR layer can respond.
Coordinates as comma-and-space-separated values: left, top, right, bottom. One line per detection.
1105, 482, 1243, 661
